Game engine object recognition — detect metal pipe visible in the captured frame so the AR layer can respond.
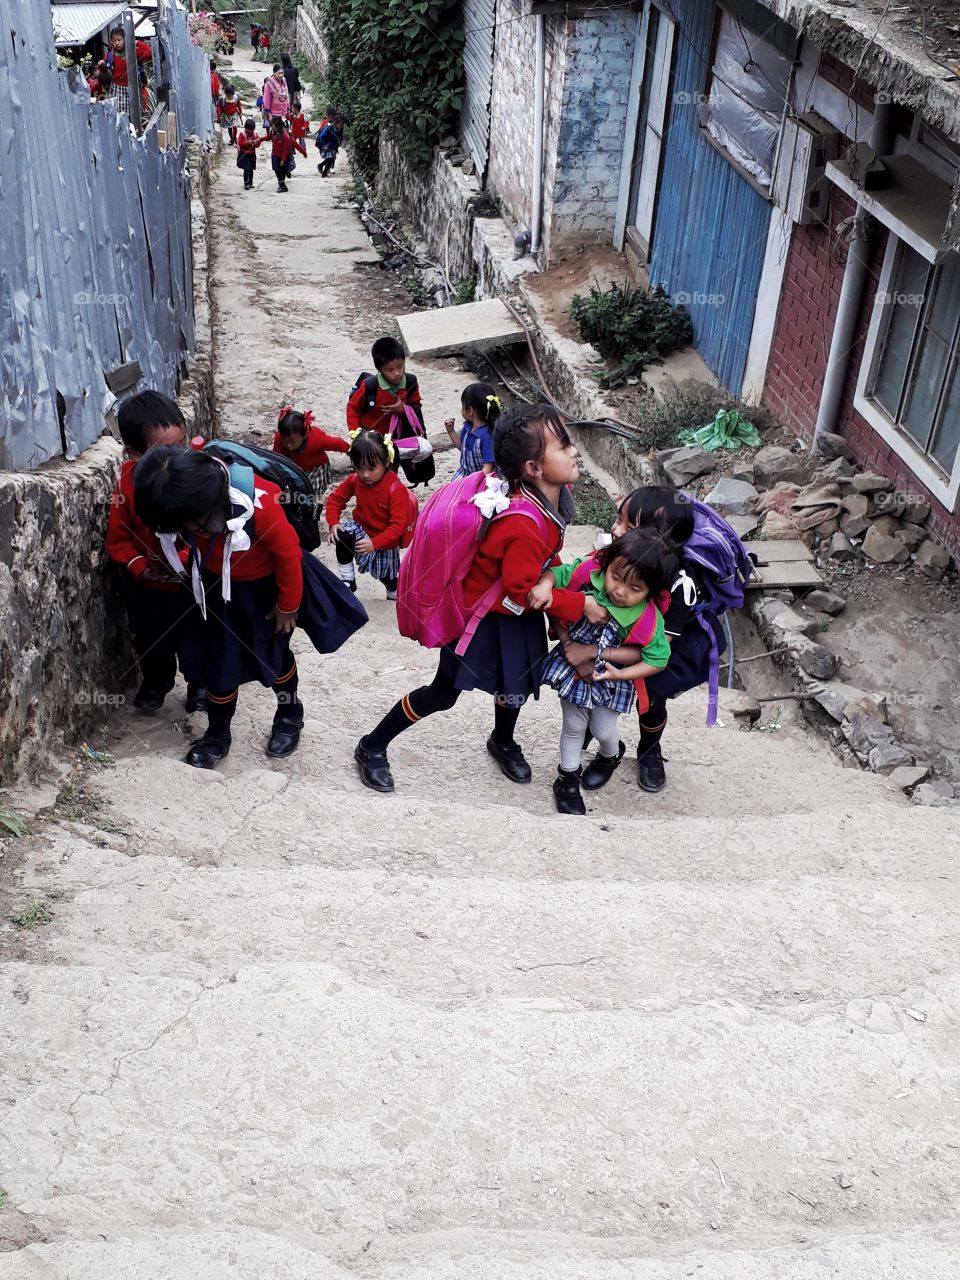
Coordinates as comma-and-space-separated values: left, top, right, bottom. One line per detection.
530, 14, 545, 257
811, 100, 895, 448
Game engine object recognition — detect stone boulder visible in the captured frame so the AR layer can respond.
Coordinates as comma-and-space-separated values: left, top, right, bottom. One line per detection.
799, 643, 840, 680
862, 524, 910, 564
814, 431, 852, 460
915, 540, 951, 580
753, 445, 807, 488
894, 524, 926, 553
704, 478, 758, 515
852, 472, 894, 494
828, 532, 858, 561
659, 445, 715, 487
886, 764, 930, 791
761, 510, 802, 540
806, 588, 846, 615
902, 497, 931, 524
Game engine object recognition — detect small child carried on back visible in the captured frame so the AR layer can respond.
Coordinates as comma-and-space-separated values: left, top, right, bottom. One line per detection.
273, 405, 349, 501
533, 527, 678, 815
444, 382, 502, 479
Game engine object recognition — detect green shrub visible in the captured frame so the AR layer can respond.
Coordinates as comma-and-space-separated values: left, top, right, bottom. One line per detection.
570, 280, 693, 389
627, 379, 777, 453
456, 276, 477, 305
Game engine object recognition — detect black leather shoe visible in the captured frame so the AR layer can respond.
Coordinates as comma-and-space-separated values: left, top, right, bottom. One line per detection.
553, 767, 586, 816
582, 741, 625, 791
133, 684, 166, 714
355, 741, 394, 793
184, 735, 231, 769
266, 715, 303, 758
486, 736, 532, 784
637, 742, 666, 793
184, 684, 208, 714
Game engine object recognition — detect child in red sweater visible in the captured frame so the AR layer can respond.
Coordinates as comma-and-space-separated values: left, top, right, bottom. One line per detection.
236, 118, 265, 189
134, 447, 367, 769
270, 117, 305, 192
273, 406, 349, 500
325, 431, 414, 600
105, 391, 205, 715
290, 107, 311, 147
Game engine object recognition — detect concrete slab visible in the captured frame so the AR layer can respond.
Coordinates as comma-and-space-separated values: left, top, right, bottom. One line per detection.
397, 299, 524, 358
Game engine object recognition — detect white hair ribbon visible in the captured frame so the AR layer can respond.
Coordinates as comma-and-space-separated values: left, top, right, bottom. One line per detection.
470, 475, 510, 520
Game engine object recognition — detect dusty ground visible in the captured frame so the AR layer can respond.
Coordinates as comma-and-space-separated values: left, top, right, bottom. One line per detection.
2, 48, 960, 1278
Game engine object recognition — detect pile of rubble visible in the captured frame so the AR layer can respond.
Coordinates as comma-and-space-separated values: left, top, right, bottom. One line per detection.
656, 432, 954, 582
654, 431, 957, 807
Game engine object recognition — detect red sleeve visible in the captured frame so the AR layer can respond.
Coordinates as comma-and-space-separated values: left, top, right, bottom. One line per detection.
490, 516, 585, 623
311, 426, 350, 454
370, 479, 409, 551
136, 40, 152, 60
294, 138, 307, 157
105, 466, 147, 579
345, 384, 365, 433
253, 488, 303, 613
325, 474, 356, 527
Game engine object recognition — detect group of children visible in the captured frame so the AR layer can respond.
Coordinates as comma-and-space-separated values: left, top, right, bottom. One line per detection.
230, 95, 343, 192
108, 335, 710, 813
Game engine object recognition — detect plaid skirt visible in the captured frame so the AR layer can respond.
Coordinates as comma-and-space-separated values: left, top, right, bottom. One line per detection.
110, 85, 131, 114
541, 617, 636, 713
340, 518, 400, 583
308, 462, 332, 502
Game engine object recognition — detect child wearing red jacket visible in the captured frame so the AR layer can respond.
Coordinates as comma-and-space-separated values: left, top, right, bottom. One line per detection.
274, 406, 348, 500
105, 391, 205, 715
270, 117, 305, 192
290, 107, 311, 146
134, 447, 367, 769
236, 118, 265, 189
355, 405, 595, 795
325, 431, 414, 600
346, 336, 425, 438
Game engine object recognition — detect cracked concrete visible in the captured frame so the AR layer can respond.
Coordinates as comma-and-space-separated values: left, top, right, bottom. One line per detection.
1, 45, 960, 1279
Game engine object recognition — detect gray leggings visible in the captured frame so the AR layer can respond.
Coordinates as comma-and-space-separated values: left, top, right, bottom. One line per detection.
560, 700, 622, 771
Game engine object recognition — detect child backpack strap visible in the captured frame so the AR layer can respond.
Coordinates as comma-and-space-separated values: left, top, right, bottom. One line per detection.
568, 556, 598, 593
621, 593, 669, 714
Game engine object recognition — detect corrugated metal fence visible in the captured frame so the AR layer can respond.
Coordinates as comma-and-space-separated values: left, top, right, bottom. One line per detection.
460, 0, 494, 176
0, 0, 214, 471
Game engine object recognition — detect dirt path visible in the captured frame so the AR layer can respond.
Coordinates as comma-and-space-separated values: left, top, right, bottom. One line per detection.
2, 50, 960, 1276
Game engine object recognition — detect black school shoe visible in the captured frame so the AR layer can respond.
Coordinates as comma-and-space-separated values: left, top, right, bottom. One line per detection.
553, 767, 586, 816
185, 735, 231, 769
355, 740, 394, 794
133, 683, 167, 714
637, 742, 666, 793
486, 736, 532, 784
582, 741, 626, 791
267, 706, 304, 758
184, 684, 208, 714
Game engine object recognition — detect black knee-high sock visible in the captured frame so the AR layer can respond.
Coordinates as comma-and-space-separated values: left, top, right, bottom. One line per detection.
206, 689, 238, 741
362, 665, 461, 753
272, 658, 301, 720
638, 694, 668, 756
492, 697, 524, 745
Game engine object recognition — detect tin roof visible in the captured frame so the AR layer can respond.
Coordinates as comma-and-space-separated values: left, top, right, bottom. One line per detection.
51, 2, 128, 47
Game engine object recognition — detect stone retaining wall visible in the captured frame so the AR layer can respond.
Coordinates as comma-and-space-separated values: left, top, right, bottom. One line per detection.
0, 147, 217, 783
296, 0, 327, 72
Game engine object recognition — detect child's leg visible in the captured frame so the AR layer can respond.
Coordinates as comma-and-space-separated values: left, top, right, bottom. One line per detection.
589, 705, 622, 760
268, 645, 303, 757
185, 687, 237, 767
357, 655, 462, 792
334, 529, 357, 587
637, 692, 668, 792
124, 582, 179, 708
558, 701, 590, 771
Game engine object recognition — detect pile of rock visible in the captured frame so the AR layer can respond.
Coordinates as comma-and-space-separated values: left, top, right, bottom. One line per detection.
659, 436, 955, 582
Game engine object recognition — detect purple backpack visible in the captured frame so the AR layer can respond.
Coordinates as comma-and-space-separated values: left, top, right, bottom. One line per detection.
679, 498, 754, 725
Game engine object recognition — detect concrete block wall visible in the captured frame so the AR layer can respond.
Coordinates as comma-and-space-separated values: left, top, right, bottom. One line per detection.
551, 14, 637, 243
296, 0, 327, 72
763, 190, 960, 557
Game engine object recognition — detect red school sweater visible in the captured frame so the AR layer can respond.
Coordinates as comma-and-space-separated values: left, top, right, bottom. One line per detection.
272, 424, 349, 471
463, 510, 583, 623
325, 472, 409, 550
237, 130, 264, 157
106, 458, 180, 593
192, 478, 303, 613
271, 133, 306, 164
345, 376, 424, 436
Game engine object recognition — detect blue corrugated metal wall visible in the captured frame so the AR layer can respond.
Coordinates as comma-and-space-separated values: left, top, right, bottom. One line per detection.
649, 0, 785, 394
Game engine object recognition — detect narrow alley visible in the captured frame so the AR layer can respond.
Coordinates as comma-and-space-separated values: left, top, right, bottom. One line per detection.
2, 47, 960, 1280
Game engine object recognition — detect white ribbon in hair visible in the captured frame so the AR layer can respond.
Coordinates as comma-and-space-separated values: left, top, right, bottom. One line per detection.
470, 475, 510, 519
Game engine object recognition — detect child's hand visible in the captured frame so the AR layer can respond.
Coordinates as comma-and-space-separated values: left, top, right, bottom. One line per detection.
583, 595, 609, 624
526, 580, 554, 611
355, 535, 375, 555
266, 605, 298, 634
329, 523, 342, 544
593, 665, 627, 683
561, 640, 596, 682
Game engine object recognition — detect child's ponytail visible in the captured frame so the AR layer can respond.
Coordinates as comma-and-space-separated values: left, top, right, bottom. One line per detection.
462, 381, 502, 428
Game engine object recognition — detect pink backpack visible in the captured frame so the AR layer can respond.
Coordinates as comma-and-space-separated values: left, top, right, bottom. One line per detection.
397, 472, 550, 655
568, 556, 669, 714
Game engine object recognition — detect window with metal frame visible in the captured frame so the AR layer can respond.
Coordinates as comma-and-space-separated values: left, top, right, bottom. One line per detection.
700, 6, 791, 190
867, 242, 960, 478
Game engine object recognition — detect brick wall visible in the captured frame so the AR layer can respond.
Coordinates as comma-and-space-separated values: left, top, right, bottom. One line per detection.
763, 190, 960, 556
551, 14, 637, 244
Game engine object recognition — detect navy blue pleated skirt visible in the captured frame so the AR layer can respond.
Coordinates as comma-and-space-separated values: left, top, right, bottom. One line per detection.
179, 552, 368, 691
439, 610, 547, 701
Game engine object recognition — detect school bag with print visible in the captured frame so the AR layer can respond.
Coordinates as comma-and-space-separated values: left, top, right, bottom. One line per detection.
396, 472, 550, 655
677, 496, 754, 725
202, 439, 322, 551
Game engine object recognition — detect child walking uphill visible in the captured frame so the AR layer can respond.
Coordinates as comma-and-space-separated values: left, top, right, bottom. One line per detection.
534, 528, 676, 815
274, 406, 349, 501
270, 117, 305, 193
346, 336, 425, 438
134, 447, 367, 769
325, 431, 415, 600
236, 119, 265, 189
106, 392, 206, 716
354, 404, 601, 795
221, 84, 243, 144
444, 382, 501, 479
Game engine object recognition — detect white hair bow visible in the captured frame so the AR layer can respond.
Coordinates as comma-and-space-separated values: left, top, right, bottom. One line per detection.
470, 475, 510, 520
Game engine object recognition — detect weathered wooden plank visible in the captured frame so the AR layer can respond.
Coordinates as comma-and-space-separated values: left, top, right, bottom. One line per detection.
748, 561, 824, 589
743, 540, 814, 563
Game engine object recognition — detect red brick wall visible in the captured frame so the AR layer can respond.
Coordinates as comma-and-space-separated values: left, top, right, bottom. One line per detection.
763, 190, 960, 557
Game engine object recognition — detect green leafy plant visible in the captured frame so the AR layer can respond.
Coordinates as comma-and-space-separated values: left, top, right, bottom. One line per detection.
11, 902, 54, 931
455, 276, 476, 305
570, 280, 693, 389
0, 803, 24, 838
319, 0, 464, 180
403, 276, 428, 307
